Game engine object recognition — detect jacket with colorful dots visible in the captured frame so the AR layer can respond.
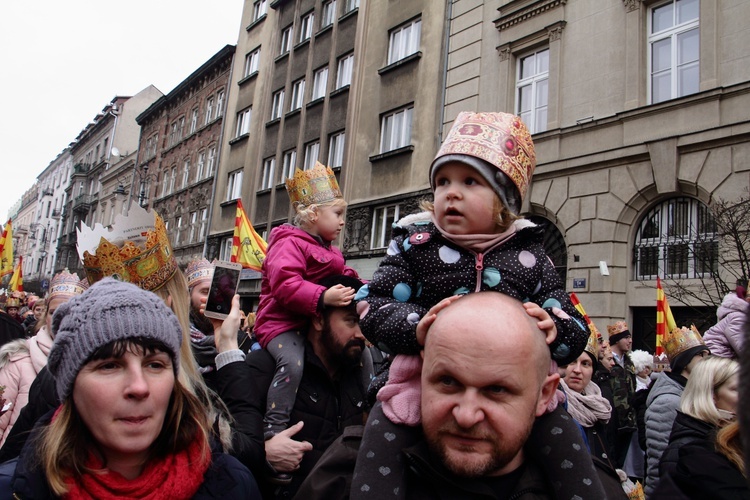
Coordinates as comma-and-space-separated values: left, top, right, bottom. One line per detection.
355, 214, 588, 365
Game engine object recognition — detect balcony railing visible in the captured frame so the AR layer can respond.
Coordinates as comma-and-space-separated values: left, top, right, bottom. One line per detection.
72, 194, 95, 213
51, 209, 61, 218
42, 188, 54, 197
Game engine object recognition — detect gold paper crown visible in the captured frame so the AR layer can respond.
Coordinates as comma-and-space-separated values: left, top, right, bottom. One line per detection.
589, 321, 602, 342
584, 328, 600, 361
186, 258, 214, 288
432, 112, 536, 203
285, 161, 342, 207
607, 321, 629, 336
4, 298, 20, 308
48, 268, 88, 299
76, 205, 178, 292
663, 325, 706, 364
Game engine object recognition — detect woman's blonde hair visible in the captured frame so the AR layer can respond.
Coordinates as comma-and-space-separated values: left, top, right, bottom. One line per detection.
715, 420, 745, 477
293, 198, 348, 230
38, 340, 212, 495
421, 195, 519, 234
680, 356, 739, 426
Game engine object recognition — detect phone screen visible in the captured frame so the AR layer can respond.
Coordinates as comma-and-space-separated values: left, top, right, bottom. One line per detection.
205, 264, 241, 317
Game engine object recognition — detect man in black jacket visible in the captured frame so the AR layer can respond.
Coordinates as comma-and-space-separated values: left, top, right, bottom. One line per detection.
215, 274, 371, 499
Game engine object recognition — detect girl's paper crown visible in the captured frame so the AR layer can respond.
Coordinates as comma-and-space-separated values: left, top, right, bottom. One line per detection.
285, 162, 342, 207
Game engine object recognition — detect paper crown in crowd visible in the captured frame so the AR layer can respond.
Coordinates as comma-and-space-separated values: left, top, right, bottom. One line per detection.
431, 112, 536, 206
4, 297, 20, 308
285, 161, 342, 207
76, 204, 178, 292
186, 258, 214, 288
48, 269, 88, 300
584, 328, 600, 362
662, 325, 707, 365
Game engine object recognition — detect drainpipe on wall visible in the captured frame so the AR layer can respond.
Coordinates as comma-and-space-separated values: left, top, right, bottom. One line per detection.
437, 0, 453, 143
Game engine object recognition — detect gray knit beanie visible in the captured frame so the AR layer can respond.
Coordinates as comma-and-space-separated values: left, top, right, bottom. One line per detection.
48, 277, 183, 400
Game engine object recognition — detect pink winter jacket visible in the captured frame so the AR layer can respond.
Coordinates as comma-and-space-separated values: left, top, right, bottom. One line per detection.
254, 224, 358, 348
703, 293, 748, 358
0, 326, 53, 445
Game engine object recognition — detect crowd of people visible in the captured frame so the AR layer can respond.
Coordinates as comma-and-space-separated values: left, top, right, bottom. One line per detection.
0, 111, 747, 499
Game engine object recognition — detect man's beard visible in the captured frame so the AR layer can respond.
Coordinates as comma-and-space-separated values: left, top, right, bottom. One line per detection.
320, 322, 364, 368
190, 305, 215, 335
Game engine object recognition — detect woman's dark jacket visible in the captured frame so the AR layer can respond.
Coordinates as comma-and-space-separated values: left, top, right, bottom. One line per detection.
659, 411, 716, 482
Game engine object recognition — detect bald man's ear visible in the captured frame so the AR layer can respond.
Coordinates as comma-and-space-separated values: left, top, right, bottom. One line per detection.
535, 373, 561, 417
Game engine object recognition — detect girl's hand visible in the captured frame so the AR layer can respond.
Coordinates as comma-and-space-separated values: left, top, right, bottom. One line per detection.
323, 284, 355, 307
523, 302, 557, 345
199, 294, 241, 353
416, 295, 464, 346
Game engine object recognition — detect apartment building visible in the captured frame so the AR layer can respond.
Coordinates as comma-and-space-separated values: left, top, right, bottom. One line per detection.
135, 45, 235, 268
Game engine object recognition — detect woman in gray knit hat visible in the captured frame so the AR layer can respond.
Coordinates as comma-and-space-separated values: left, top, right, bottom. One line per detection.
0, 278, 261, 499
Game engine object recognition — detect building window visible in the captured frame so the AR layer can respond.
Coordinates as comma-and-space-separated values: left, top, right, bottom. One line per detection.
190, 108, 199, 134
312, 66, 328, 100
281, 150, 297, 181
189, 211, 197, 243
205, 97, 214, 125
178, 116, 185, 140
290, 78, 305, 110
328, 131, 345, 168
252, 0, 267, 21
380, 105, 413, 153
236, 107, 252, 137
388, 18, 421, 64
344, 0, 359, 13
182, 159, 190, 188
299, 12, 314, 43
336, 53, 354, 88
516, 48, 549, 134
207, 147, 216, 176
168, 166, 177, 194
271, 89, 285, 120
321, 0, 336, 28
220, 236, 233, 261
261, 158, 276, 190
146, 134, 158, 159
196, 151, 206, 180
168, 121, 179, 147
633, 197, 717, 280
649, 0, 699, 104
371, 204, 401, 249
174, 216, 183, 246
280, 25, 293, 55
199, 208, 208, 240
227, 170, 243, 202
244, 48, 261, 78
304, 141, 320, 170
216, 90, 225, 117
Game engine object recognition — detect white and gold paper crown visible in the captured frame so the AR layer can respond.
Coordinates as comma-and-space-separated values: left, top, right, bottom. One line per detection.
186, 258, 214, 288
285, 161, 342, 207
48, 268, 88, 299
663, 325, 706, 364
76, 204, 177, 291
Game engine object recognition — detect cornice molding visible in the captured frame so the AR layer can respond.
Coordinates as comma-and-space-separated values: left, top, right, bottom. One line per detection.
495, 0, 567, 32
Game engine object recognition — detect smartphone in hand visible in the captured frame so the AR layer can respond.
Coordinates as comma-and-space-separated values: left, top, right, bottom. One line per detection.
204, 260, 242, 320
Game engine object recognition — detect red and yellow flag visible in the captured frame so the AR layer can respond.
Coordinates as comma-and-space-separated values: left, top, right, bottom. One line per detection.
0, 219, 13, 279
570, 292, 600, 339
8, 256, 23, 292
656, 277, 677, 356
231, 200, 268, 272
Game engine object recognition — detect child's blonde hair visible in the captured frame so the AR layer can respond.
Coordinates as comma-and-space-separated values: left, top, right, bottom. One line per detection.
421, 195, 519, 234
294, 198, 348, 230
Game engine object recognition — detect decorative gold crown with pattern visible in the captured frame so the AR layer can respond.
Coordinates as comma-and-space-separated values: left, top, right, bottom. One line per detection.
186, 258, 214, 288
432, 112, 536, 203
607, 321, 629, 336
4, 297, 20, 308
663, 325, 706, 364
48, 268, 88, 300
584, 328, 600, 361
76, 204, 177, 292
589, 321, 602, 342
285, 161, 342, 207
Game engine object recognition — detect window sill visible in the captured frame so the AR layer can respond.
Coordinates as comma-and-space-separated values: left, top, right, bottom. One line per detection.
339, 8, 358, 23
293, 38, 311, 51
228, 133, 250, 146
306, 97, 325, 109
316, 23, 333, 38
246, 14, 267, 32
330, 85, 350, 98
275, 52, 290, 63
378, 52, 422, 76
256, 187, 272, 195
238, 71, 259, 86
285, 108, 302, 118
266, 117, 281, 128
369, 145, 414, 163
220, 199, 239, 208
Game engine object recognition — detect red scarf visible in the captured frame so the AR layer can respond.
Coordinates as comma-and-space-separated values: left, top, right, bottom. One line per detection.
64, 439, 210, 500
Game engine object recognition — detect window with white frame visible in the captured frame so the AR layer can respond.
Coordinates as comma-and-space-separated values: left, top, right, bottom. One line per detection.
336, 53, 354, 88
345, 0, 359, 13
328, 131, 345, 168
290, 78, 305, 110
190, 108, 198, 134
633, 197, 717, 280
280, 25, 293, 55
388, 18, 421, 64
178, 116, 185, 140
220, 236, 233, 261
244, 48, 261, 78
252, 0, 267, 21
299, 12, 314, 43
226, 170, 243, 201
207, 147, 216, 176
321, 0, 336, 28
174, 216, 183, 246
281, 150, 296, 181
189, 211, 197, 243
182, 159, 190, 188
261, 158, 276, 190
235, 107, 252, 137
312, 66, 328, 100
196, 151, 206, 181
304, 142, 320, 170
169, 121, 178, 147
199, 208, 208, 240
205, 97, 214, 125
516, 48, 549, 134
371, 204, 401, 249
217, 90, 225, 117
146, 134, 158, 158
160, 171, 168, 198
271, 89, 285, 120
649, 0, 699, 104
380, 105, 413, 153
168, 166, 177, 194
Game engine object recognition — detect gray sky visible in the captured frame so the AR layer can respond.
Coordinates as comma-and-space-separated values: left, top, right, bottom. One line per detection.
0, 1, 243, 221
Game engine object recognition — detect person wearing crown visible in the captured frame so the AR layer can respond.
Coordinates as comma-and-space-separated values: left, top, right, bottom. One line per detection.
0, 297, 24, 348
0, 269, 87, 447
604, 320, 638, 470
253, 162, 360, 446
644, 324, 710, 496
